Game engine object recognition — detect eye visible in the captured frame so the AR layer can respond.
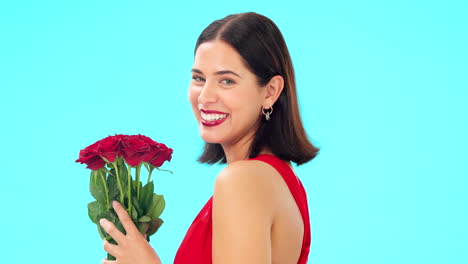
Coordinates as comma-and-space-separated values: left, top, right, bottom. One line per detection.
221, 79, 235, 85
192, 75, 205, 83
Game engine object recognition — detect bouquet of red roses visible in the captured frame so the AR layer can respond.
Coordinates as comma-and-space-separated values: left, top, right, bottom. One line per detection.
76, 134, 173, 260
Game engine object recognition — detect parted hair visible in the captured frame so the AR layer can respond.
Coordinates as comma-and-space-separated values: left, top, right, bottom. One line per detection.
195, 12, 319, 166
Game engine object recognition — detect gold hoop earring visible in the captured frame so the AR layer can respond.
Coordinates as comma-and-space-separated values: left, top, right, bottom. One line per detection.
262, 106, 273, 121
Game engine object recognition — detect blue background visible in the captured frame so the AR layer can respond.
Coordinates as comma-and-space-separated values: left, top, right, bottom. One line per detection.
0, 0, 466, 263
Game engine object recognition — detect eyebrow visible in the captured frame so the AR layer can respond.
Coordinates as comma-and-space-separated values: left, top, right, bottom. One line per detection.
191, 68, 242, 78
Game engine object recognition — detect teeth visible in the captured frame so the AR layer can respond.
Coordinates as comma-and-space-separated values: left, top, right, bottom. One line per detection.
201, 112, 228, 121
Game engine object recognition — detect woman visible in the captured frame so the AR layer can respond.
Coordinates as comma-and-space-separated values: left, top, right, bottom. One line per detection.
98, 12, 319, 264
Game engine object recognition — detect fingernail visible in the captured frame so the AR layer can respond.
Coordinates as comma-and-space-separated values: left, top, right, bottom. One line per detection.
99, 218, 109, 229
112, 200, 118, 207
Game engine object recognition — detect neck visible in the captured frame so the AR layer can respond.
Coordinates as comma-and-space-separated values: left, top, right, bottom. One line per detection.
221, 133, 254, 164
221, 131, 273, 164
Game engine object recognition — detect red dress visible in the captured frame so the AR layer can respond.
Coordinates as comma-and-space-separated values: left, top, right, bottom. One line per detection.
174, 154, 311, 263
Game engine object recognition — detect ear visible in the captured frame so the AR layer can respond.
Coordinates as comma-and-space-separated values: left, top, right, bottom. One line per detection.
262, 75, 284, 108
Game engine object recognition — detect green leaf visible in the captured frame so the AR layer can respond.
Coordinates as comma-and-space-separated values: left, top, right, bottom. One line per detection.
147, 218, 164, 237
139, 181, 154, 214
87, 201, 103, 223
147, 194, 165, 219
131, 193, 143, 217
90, 171, 106, 203
130, 206, 138, 220
107, 172, 120, 201
138, 215, 151, 222
107, 160, 128, 202
132, 179, 142, 191
118, 160, 128, 195
137, 222, 150, 234
107, 253, 116, 261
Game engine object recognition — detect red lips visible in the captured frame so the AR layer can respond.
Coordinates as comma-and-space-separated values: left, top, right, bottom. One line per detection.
200, 109, 229, 127
200, 109, 228, 114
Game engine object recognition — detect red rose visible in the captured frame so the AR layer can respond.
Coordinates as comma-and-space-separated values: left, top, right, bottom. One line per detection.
96, 135, 122, 162
150, 143, 173, 167
131, 135, 162, 163
135, 134, 159, 147
77, 134, 172, 170
120, 135, 152, 166
76, 141, 106, 170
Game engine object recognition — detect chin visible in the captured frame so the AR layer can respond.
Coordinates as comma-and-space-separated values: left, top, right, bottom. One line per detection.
199, 128, 229, 144
200, 133, 222, 144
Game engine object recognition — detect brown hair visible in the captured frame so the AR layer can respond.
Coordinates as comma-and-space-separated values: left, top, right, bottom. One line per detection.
195, 12, 319, 166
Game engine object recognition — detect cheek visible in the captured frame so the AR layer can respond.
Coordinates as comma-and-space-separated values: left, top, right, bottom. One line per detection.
188, 85, 201, 117
229, 91, 262, 123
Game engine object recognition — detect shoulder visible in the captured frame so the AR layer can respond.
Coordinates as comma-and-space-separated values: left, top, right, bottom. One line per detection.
212, 159, 277, 263
213, 159, 279, 216
214, 159, 277, 195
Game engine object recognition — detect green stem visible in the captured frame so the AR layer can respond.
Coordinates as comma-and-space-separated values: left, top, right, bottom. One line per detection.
147, 167, 154, 184
99, 170, 110, 209
155, 167, 173, 174
127, 165, 132, 215
143, 162, 150, 173
113, 160, 125, 205
101, 167, 114, 177
136, 164, 142, 200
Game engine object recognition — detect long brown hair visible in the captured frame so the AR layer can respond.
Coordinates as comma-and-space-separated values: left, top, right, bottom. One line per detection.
195, 12, 319, 166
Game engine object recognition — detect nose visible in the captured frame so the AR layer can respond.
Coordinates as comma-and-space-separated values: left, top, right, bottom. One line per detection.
198, 79, 217, 106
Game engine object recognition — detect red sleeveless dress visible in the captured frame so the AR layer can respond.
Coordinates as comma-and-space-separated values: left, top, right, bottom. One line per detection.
174, 154, 311, 263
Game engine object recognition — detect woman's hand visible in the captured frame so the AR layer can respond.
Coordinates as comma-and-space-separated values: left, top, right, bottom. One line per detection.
99, 201, 162, 264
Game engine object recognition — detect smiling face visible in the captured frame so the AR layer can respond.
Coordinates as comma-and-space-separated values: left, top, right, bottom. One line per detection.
188, 40, 266, 146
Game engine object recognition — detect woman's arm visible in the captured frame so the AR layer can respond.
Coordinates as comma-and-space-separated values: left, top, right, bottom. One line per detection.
99, 201, 162, 264
212, 160, 275, 264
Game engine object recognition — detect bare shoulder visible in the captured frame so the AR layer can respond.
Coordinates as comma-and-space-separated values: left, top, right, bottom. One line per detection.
212, 159, 279, 263
215, 159, 276, 186
214, 159, 278, 198
213, 159, 281, 219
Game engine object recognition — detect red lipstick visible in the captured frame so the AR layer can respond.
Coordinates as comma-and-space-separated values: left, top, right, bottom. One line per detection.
200, 109, 229, 127
200, 109, 228, 114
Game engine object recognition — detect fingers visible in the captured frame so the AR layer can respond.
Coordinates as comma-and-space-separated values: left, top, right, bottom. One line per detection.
112, 200, 138, 236
101, 257, 116, 264
100, 218, 126, 244
103, 239, 119, 258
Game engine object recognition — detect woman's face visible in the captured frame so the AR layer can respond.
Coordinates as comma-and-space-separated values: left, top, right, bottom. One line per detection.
188, 40, 266, 146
